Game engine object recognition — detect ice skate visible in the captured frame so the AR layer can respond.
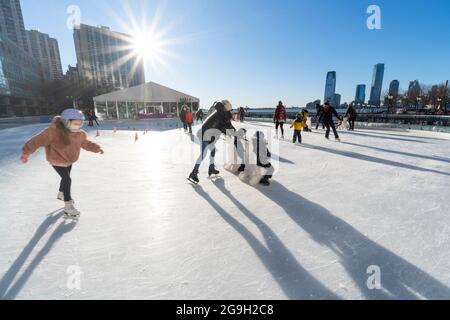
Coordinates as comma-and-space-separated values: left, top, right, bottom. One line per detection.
63, 200, 80, 220
187, 170, 200, 185
259, 176, 271, 186
208, 165, 220, 177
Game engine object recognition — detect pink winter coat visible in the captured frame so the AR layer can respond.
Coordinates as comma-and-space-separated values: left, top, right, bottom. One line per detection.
22, 116, 101, 167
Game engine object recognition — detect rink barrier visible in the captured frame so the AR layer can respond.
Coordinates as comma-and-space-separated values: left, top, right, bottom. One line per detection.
245, 116, 450, 134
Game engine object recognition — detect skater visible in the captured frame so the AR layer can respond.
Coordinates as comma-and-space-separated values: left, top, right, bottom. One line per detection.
185, 108, 194, 134
196, 109, 204, 124
273, 101, 287, 139
239, 107, 246, 123
345, 103, 358, 131
319, 101, 343, 141
86, 110, 94, 127
91, 110, 100, 127
20, 109, 104, 219
290, 110, 308, 144
179, 105, 188, 132
188, 100, 236, 184
315, 103, 325, 130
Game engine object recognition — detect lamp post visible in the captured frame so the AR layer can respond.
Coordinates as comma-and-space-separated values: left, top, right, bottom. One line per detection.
437, 98, 442, 111
416, 96, 421, 114
388, 95, 394, 114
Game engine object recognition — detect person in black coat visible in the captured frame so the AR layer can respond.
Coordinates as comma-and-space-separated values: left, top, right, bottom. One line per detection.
188, 100, 236, 183
179, 105, 188, 131
319, 101, 343, 141
239, 107, 246, 122
196, 109, 204, 123
315, 103, 325, 130
345, 103, 358, 131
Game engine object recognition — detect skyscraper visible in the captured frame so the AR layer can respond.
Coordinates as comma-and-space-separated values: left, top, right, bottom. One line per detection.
0, 1, 43, 116
65, 64, 80, 84
26, 30, 63, 81
333, 93, 341, 108
74, 24, 145, 90
355, 84, 366, 104
324, 71, 336, 104
389, 80, 400, 96
368, 63, 385, 106
408, 80, 421, 95
0, 0, 28, 52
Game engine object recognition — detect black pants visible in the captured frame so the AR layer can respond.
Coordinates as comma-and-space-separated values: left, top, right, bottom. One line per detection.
293, 130, 302, 143
275, 122, 285, 136
53, 165, 72, 202
349, 117, 356, 130
316, 120, 325, 130
187, 123, 193, 134
325, 122, 339, 139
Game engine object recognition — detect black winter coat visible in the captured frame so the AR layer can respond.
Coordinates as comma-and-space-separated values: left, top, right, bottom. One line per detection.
198, 102, 236, 143
319, 106, 341, 125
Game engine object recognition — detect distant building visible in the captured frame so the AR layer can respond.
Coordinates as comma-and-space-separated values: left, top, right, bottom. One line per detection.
26, 30, 63, 81
368, 63, 385, 106
0, 0, 29, 52
306, 100, 321, 110
0, 0, 43, 117
408, 80, 421, 96
324, 71, 336, 104
65, 64, 79, 83
74, 24, 145, 90
0, 34, 42, 116
389, 80, 400, 96
333, 93, 341, 108
355, 84, 366, 104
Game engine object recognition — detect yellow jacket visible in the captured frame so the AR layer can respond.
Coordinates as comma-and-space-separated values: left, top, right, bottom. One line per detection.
291, 120, 305, 130
291, 113, 308, 131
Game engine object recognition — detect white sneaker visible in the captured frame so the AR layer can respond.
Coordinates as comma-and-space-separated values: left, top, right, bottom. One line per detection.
64, 200, 80, 218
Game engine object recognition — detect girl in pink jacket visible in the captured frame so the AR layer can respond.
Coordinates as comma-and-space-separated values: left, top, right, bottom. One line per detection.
21, 109, 104, 219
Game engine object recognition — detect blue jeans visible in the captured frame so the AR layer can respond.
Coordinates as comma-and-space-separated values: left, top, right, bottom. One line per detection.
194, 141, 217, 172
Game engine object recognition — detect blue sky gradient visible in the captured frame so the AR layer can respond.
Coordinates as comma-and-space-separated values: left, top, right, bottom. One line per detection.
22, 0, 450, 108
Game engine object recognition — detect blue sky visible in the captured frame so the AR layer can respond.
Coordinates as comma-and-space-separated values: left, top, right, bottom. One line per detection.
22, 0, 450, 108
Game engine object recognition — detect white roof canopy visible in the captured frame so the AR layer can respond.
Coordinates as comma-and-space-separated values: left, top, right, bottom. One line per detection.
93, 82, 200, 103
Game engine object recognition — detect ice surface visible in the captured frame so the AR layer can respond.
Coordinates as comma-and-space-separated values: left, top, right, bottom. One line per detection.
0, 121, 449, 300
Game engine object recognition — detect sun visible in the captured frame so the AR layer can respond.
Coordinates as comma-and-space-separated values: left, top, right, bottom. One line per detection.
131, 31, 163, 61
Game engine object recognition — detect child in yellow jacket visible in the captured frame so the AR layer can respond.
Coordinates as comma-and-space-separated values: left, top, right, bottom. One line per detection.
290, 110, 308, 144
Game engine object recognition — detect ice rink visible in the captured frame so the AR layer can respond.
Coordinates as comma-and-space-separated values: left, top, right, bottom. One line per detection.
0, 121, 449, 300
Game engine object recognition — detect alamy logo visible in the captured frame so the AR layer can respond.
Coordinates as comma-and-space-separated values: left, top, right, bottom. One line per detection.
366, 265, 382, 290
367, 5, 382, 30
66, 265, 82, 290
66, 5, 81, 30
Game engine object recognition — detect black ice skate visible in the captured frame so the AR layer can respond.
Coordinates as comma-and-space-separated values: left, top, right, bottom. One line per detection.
188, 170, 200, 184
208, 165, 220, 177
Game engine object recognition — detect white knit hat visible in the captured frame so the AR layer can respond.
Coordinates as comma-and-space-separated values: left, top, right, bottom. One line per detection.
222, 100, 233, 111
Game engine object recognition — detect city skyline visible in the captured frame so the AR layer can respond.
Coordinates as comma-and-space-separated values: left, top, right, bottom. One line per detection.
18, 0, 450, 108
